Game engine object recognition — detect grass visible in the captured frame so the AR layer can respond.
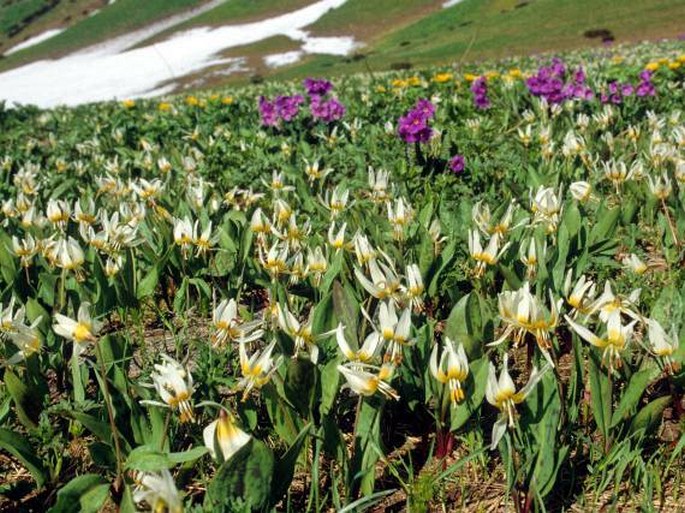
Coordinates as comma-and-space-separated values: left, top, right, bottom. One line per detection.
256, 0, 685, 83
0, 0, 201, 71
134, 0, 312, 48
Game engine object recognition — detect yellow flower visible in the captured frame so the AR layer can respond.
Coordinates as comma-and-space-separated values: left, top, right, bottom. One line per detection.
611, 55, 624, 64
158, 102, 172, 112
185, 95, 199, 106
222, 96, 234, 104
121, 99, 135, 108
645, 62, 659, 71
463, 73, 478, 82
508, 68, 522, 78
391, 78, 407, 88
668, 61, 681, 70
485, 71, 499, 80
678, 54, 685, 63
407, 76, 421, 86
375, 85, 387, 93
433, 72, 453, 83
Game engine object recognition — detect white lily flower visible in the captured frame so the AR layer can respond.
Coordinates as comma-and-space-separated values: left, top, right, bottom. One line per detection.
569, 181, 593, 203
133, 469, 183, 513
337, 362, 399, 400
486, 354, 549, 449
646, 319, 680, 374
212, 298, 263, 348
622, 253, 647, 275
53, 302, 100, 357
564, 310, 636, 373
335, 324, 382, 363
403, 264, 424, 309
142, 355, 195, 423
203, 409, 251, 462
563, 271, 596, 318
468, 230, 509, 278
491, 282, 561, 367
237, 339, 282, 401
429, 337, 469, 403
46, 199, 71, 229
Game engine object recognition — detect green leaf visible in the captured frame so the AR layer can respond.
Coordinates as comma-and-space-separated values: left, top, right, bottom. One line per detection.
320, 357, 341, 416
0, 428, 46, 486
48, 474, 109, 513
284, 359, 316, 417
205, 438, 274, 512
629, 396, 671, 436
126, 445, 209, 472
4, 369, 41, 428
270, 423, 311, 506
588, 351, 612, 441
611, 367, 659, 428
136, 265, 159, 299
332, 281, 359, 346
320, 251, 343, 296
589, 202, 620, 243
444, 292, 490, 360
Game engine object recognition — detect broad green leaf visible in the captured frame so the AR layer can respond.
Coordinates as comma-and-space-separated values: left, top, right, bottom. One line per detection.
0, 428, 46, 486
48, 474, 109, 513
629, 396, 671, 436
205, 438, 274, 512
136, 265, 159, 299
270, 423, 311, 506
588, 350, 612, 442
611, 366, 659, 428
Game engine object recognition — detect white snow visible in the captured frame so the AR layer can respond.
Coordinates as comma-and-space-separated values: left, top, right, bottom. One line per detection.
3, 29, 65, 56
264, 51, 304, 68
0, 0, 353, 108
301, 35, 356, 55
442, 0, 465, 7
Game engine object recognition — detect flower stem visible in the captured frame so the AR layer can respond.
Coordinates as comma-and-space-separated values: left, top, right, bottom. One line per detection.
661, 198, 680, 248
95, 341, 123, 491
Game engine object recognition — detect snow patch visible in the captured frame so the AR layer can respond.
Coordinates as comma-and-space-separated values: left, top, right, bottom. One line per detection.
0, 0, 351, 108
442, 0, 465, 7
264, 51, 304, 68
4, 29, 65, 56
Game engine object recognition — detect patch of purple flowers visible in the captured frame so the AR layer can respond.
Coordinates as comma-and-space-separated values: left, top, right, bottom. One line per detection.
258, 94, 304, 127
310, 95, 346, 123
303, 78, 333, 97
600, 69, 656, 104
448, 154, 465, 174
526, 58, 594, 104
397, 99, 435, 143
471, 77, 491, 110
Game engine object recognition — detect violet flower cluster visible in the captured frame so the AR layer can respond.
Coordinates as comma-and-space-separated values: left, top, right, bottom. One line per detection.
397, 99, 435, 143
258, 95, 305, 127
526, 58, 594, 104
448, 154, 465, 174
471, 77, 491, 110
304, 77, 346, 123
599, 69, 656, 104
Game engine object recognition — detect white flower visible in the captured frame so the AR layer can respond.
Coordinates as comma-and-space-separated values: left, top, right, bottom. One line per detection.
142, 355, 195, 423
646, 319, 680, 374
569, 181, 592, 203
53, 302, 100, 357
237, 339, 282, 401
133, 469, 182, 513
622, 253, 647, 275
337, 362, 398, 400
335, 324, 382, 363
486, 355, 549, 449
212, 298, 263, 348
429, 337, 469, 403
203, 410, 251, 462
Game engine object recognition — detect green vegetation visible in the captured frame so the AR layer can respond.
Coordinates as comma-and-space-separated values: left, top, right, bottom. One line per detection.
0, 39, 684, 511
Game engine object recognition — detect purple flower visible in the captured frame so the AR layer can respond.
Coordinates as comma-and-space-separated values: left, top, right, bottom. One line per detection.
414, 98, 436, 119
258, 96, 279, 127
303, 77, 333, 97
275, 94, 304, 121
448, 154, 465, 174
398, 110, 432, 143
471, 77, 490, 110
310, 96, 346, 123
